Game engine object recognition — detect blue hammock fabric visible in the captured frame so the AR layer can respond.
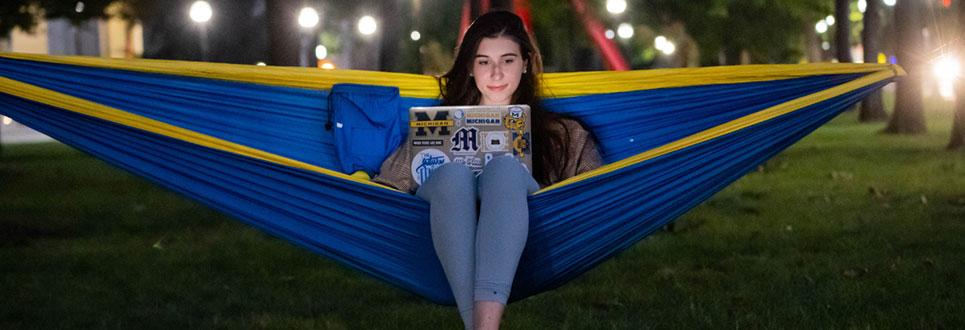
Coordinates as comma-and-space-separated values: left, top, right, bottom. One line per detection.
0, 55, 898, 305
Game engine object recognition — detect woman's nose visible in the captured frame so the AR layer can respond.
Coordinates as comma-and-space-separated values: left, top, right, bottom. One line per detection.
490, 64, 503, 80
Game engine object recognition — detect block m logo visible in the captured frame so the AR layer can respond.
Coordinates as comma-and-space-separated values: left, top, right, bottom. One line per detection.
412, 110, 452, 136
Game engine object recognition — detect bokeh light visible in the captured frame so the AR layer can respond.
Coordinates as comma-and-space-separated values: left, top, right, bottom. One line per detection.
358, 15, 378, 35
617, 23, 634, 39
189, 1, 212, 23
606, 0, 627, 14
298, 7, 320, 29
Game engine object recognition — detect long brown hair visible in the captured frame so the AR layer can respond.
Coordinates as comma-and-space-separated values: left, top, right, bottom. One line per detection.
439, 10, 575, 186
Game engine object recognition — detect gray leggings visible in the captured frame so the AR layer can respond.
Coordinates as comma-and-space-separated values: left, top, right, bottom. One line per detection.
416, 156, 539, 327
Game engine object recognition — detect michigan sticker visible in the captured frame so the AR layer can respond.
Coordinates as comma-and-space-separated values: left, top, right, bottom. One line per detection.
411, 110, 453, 136
464, 111, 502, 126
450, 127, 480, 154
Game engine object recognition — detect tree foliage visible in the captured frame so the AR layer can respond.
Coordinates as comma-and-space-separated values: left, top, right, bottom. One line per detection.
635, 0, 831, 65
1, 0, 116, 37
0, 1, 38, 37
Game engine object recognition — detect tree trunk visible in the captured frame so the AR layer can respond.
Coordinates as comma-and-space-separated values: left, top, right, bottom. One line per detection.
723, 46, 741, 65
950, 1, 965, 149
378, 0, 401, 71
860, 0, 887, 122
951, 86, 965, 149
266, 0, 299, 66
834, 0, 852, 62
885, 0, 926, 134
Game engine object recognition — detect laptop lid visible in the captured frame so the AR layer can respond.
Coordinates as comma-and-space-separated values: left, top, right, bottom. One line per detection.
407, 104, 531, 186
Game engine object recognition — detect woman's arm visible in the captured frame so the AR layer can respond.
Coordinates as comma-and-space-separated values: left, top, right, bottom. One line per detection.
574, 131, 603, 175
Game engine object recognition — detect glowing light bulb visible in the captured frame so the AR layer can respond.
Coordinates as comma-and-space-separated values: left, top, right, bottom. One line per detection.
606, 0, 627, 14
655, 36, 667, 50
298, 7, 319, 29
358, 15, 377, 35
661, 41, 676, 55
189, 1, 212, 23
815, 21, 828, 33
617, 23, 634, 39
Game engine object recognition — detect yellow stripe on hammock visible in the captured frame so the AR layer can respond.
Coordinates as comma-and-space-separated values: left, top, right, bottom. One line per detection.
538, 69, 898, 194
0, 53, 903, 98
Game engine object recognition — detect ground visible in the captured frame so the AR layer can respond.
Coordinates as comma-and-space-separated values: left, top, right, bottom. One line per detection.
1, 99, 963, 329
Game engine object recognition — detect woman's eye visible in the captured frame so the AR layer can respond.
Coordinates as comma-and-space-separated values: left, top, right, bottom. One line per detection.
504, 59, 515, 64
477, 60, 489, 66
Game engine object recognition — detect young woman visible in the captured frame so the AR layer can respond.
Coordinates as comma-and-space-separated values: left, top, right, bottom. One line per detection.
374, 11, 602, 330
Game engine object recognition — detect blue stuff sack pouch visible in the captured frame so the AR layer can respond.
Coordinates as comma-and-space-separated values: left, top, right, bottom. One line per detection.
328, 83, 404, 176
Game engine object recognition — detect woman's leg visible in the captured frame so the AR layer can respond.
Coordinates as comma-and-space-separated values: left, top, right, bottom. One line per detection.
416, 163, 478, 330
473, 156, 539, 329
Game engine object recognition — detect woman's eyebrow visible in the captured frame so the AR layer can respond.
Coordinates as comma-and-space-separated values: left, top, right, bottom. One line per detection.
475, 53, 519, 57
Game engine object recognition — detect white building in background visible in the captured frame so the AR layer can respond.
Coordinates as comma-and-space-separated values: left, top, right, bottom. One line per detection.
1, 5, 143, 144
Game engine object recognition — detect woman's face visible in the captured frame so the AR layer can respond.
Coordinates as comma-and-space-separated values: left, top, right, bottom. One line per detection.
472, 36, 527, 105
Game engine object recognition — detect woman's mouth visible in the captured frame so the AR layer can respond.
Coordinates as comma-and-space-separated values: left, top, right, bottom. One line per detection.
487, 84, 508, 92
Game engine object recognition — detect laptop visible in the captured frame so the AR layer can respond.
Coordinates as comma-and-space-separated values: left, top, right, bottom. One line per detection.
407, 104, 532, 186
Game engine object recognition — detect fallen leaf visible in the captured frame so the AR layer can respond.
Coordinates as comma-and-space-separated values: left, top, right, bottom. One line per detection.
868, 186, 886, 199
830, 171, 853, 180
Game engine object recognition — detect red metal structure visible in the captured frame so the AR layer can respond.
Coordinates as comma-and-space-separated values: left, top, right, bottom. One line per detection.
569, 0, 629, 71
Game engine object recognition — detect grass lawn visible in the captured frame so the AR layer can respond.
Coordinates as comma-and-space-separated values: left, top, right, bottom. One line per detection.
2, 97, 964, 329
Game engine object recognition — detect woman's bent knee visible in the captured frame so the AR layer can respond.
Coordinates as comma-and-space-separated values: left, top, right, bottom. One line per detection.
416, 163, 476, 202
478, 156, 538, 195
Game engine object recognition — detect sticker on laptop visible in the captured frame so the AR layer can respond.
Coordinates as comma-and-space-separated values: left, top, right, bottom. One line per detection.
481, 131, 510, 152
509, 106, 525, 119
503, 113, 525, 131
411, 110, 453, 137
412, 139, 444, 147
452, 156, 484, 172
512, 131, 530, 157
464, 111, 502, 126
453, 109, 465, 126
411, 148, 450, 186
450, 127, 480, 155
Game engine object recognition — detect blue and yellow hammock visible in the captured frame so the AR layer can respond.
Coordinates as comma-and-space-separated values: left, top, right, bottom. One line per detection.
0, 53, 902, 305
